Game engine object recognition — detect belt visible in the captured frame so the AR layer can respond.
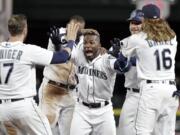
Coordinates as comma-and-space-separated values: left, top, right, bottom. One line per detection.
48, 80, 76, 89
127, 88, 140, 93
78, 99, 109, 108
0, 98, 25, 104
146, 80, 176, 85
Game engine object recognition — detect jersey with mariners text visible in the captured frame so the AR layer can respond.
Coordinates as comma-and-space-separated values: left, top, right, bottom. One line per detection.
71, 48, 117, 103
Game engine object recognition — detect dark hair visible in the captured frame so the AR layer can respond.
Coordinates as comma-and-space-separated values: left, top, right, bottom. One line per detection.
8, 14, 27, 36
69, 15, 85, 24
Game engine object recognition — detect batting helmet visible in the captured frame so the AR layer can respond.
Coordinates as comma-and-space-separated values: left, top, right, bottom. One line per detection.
128, 9, 144, 22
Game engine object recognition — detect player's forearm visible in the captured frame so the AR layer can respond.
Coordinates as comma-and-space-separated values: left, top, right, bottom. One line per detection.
50, 40, 74, 64
130, 56, 136, 66
62, 40, 74, 53
114, 53, 131, 73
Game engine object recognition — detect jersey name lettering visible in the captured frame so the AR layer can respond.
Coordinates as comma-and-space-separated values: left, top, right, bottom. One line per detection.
146, 40, 173, 47
0, 49, 23, 60
78, 66, 107, 80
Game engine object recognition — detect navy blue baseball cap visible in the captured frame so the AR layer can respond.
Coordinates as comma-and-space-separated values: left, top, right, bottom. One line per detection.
128, 9, 144, 22
142, 4, 160, 19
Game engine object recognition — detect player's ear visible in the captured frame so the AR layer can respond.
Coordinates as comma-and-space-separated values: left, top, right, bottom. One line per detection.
22, 25, 28, 41
95, 36, 101, 45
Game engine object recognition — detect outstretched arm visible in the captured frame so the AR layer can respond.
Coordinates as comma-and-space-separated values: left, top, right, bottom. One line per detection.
114, 52, 132, 73
50, 22, 79, 64
108, 38, 122, 58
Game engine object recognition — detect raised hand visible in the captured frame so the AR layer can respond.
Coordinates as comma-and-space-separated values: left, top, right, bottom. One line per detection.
49, 26, 64, 46
108, 38, 122, 58
66, 22, 79, 41
98, 47, 107, 55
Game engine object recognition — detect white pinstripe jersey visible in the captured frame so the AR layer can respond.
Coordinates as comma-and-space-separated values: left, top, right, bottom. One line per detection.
122, 32, 177, 80
0, 41, 53, 99
71, 48, 117, 103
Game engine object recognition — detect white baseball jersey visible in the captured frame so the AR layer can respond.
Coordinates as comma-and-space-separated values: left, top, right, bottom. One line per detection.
120, 37, 139, 89
43, 27, 83, 85
109, 38, 139, 89
121, 32, 178, 135
71, 48, 117, 102
118, 38, 140, 135
122, 32, 177, 80
0, 41, 53, 99
124, 67, 138, 88
39, 27, 82, 135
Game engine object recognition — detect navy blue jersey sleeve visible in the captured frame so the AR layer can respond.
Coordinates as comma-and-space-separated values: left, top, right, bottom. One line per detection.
50, 40, 74, 64
130, 56, 136, 66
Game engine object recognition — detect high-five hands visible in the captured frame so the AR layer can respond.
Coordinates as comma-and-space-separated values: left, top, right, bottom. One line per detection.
49, 26, 64, 46
108, 38, 122, 58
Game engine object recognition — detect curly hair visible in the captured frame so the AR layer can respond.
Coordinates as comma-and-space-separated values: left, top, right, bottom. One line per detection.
142, 19, 176, 42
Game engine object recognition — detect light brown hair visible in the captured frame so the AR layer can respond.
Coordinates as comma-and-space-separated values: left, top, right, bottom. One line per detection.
142, 19, 176, 42
69, 15, 85, 24
8, 14, 27, 36
83, 29, 100, 43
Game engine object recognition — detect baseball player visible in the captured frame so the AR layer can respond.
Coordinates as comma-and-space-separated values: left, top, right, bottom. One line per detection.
121, 4, 178, 135
109, 9, 144, 135
69, 29, 129, 135
38, 15, 85, 135
0, 14, 79, 135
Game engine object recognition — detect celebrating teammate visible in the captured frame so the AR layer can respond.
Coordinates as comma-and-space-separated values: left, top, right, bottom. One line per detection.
69, 28, 130, 135
38, 15, 85, 135
0, 14, 79, 134
121, 4, 178, 135
114, 9, 144, 135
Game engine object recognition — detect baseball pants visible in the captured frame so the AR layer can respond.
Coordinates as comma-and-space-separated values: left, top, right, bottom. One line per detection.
0, 98, 52, 135
39, 77, 75, 135
70, 102, 116, 135
118, 89, 140, 135
134, 80, 179, 135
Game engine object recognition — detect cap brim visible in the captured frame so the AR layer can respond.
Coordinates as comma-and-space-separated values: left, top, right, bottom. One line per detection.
127, 17, 142, 22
